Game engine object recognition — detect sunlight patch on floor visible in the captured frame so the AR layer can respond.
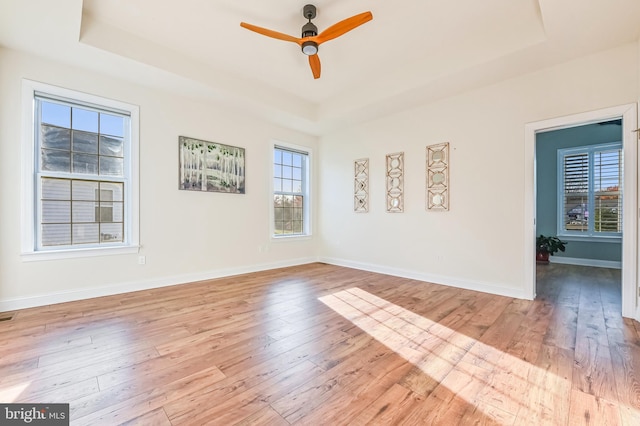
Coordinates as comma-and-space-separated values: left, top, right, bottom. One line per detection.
319, 287, 570, 422
0, 382, 31, 403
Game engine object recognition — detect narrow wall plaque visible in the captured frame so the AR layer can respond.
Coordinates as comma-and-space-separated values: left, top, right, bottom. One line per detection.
354, 158, 369, 212
426, 142, 449, 211
386, 152, 404, 213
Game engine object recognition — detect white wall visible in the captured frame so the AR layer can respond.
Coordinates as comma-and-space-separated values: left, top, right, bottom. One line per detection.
2, 41, 639, 310
0, 48, 319, 309
318, 42, 639, 298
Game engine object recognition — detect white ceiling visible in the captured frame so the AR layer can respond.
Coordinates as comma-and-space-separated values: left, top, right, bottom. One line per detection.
2, 0, 640, 135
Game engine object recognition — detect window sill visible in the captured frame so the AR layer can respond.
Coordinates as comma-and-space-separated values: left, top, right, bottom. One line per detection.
557, 235, 621, 244
21, 245, 140, 262
271, 234, 313, 242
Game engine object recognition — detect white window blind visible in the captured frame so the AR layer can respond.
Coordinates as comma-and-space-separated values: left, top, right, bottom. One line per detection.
558, 142, 622, 238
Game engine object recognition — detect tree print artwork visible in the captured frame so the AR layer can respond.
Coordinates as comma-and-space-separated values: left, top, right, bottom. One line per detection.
179, 136, 245, 194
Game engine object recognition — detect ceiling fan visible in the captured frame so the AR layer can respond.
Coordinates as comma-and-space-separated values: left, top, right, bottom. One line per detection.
240, 4, 373, 79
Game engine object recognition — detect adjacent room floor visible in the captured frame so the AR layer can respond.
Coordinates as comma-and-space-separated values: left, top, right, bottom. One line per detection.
0, 262, 637, 424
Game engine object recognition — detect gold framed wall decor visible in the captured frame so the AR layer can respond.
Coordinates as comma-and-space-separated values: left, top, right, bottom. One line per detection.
354, 158, 369, 212
426, 142, 449, 211
386, 152, 404, 213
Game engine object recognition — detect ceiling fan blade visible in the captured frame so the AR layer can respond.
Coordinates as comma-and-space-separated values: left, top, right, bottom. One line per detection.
240, 22, 301, 44
316, 11, 372, 45
309, 54, 321, 79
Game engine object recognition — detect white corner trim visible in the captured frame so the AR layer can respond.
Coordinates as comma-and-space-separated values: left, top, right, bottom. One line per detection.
0, 257, 319, 312
549, 256, 622, 269
319, 257, 531, 300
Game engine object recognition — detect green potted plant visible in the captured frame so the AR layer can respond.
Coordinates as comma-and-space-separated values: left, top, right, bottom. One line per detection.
536, 235, 567, 263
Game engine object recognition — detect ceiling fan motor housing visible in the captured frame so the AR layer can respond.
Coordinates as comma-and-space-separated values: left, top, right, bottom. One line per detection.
301, 5, 318, 55
303, 4, 317, 20
301, 21, 317, 38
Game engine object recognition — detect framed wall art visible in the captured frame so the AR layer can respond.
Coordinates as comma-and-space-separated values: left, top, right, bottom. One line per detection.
354, 158, 369, 212
426, 142, 449, 211
386, 152, 404, 213
179, 136, 245, 194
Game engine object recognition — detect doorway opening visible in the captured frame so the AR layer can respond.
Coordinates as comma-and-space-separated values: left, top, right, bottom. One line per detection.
524, 104, 638, 318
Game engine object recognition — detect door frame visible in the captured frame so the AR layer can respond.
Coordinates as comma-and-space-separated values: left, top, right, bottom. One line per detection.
524, 103, 638, 318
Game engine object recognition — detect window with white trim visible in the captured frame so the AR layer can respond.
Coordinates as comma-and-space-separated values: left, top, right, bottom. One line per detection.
22, 80, 139, 258
272, 144, 310, 237
557, 142, 622, 239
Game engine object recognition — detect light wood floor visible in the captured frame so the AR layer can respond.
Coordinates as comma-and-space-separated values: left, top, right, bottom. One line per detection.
0, 262, 638, 425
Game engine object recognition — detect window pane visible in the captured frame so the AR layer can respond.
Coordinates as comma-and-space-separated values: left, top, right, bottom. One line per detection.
100, 113, 124, 137
100, 223, 123, 242
293, 167, 302, 180
282, 179, 292, 192
103, 202, 123, 222
283, 205, 292, 221
594, 148, 622, 232
41, 149, 70, 172
564, 197, 588, 232
595, 197, 621, 232
292, 154, 302, 168
273, 177, 282, 192
72, 153, 99, 174
72, 131, 98, 154
282, 151, 292, 166
72, 108, 98, 132
100, 182, 123, 202
563, 153, 588, 232
100, 135, 124, 157
73, 223, 99, 244
42, 178, 70, 200
99, 156, 124, 176
72, 201, 97, 222
98, 203, 115, 222
42, 224, 71, 246
283, 166, 292, 179
41, 102, 70, 127
41, 201, 70, 223
274, 164, 282, 178
41, 125, 70, 150
72, 180, 98, 201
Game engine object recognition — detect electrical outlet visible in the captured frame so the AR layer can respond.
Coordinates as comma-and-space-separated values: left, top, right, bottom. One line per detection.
138, 255, 146, 265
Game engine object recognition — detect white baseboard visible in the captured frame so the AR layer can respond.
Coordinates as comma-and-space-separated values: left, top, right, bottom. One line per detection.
549, 256, 622, 269
1, 255, 545, 313
0, 257, 319, 312
319, 257, 531, 300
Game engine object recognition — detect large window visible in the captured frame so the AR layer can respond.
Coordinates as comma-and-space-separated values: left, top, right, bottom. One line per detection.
272, 144, 310, 237
557, 142, 622, 239
22, 80, 139, 258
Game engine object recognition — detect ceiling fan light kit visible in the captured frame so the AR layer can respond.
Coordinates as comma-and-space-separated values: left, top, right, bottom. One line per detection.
301, 41, 318, 56
240, 4, 373, 79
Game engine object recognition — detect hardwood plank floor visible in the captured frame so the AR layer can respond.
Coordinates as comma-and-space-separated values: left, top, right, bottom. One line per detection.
1, 262, 638, 425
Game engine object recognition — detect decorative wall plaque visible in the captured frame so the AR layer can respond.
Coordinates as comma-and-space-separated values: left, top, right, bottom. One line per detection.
426, 142, 449, 211
354, 158, 369, 212
386, 152, 404, 213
